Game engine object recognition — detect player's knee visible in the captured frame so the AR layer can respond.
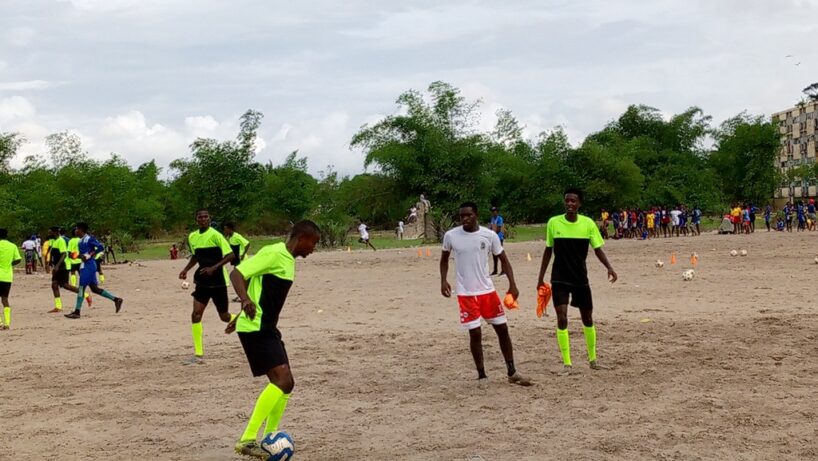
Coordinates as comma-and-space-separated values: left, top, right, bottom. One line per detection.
191, 312, 203, 323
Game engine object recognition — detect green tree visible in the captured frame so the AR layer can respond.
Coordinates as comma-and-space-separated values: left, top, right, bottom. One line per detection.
710, 113, 779, 205
351, 81, 492, 216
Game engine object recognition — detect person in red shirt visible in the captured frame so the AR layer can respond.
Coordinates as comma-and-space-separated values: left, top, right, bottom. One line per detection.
170, 244, 179, 260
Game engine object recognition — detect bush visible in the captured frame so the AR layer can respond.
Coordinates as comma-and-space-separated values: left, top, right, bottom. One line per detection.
313, 215, 353, 248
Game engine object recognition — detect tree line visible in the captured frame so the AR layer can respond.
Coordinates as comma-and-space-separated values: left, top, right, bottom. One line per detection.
0, 81, 780, 244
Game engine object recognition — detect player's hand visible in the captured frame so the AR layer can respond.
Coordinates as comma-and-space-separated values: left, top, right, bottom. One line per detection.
178, 270, 187, 280
199, 266, 217, 276
508, 284, 520, 300
241, 299, 256, 320
608, 268, 618, 283
441, 281, 452, 298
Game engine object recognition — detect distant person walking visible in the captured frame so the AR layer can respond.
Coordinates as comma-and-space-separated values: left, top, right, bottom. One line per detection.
489, 206, 505, 276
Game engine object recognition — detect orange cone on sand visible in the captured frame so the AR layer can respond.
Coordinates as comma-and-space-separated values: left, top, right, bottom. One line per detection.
417, 248, 423, 257
690, 253, 698, 266
670, 252, 677, 264
426, 248, 432, 257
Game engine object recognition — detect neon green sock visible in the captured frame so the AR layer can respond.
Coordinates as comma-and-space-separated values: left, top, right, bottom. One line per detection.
191, 322, 203, 357
557, 328, 572, 366
264, 393, 291, 434
100, 274, 105, 283
70, 274, 77, 286
3, 307, 9, 327
242, 384, 284, 442
584, 325, 597, 362
54, 297, 62, 310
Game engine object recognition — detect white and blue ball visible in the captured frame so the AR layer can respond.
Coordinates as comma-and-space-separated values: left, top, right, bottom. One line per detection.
261, 431, 294, 461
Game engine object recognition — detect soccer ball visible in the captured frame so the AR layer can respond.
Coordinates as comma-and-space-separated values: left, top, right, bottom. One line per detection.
655, 260, 664, 268
730, 250, 738, 257
181, 281, 190, 289
814, 257, 818, 265
682, 269, 695, 281
740, 249, 748, 257
261, 431, 294, 461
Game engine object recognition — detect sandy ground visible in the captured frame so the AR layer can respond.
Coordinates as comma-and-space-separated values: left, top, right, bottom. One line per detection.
2, 230, 818, 460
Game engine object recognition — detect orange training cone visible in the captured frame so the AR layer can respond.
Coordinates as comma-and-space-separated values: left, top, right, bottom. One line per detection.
691, 253, 698, 266
670, 252, 677, 264
417, 248, 423, 257
426, 248, 432, 257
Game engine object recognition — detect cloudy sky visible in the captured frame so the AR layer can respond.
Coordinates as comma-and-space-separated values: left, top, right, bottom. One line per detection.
1, 0, 816, 176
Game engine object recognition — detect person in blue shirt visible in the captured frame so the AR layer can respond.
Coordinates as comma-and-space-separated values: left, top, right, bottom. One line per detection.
797, 202, 806, 232
692, 206, 702, 236
764, 205, 772, 232
63, 222, 124, 319
489, 207, 505, 276
808, 200, 817, 231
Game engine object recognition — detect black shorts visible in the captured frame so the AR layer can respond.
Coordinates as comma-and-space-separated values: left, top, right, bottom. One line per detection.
0, 282, 10, 298
51, 268, 69, 285
71, 263, 81, 272
191, 285, 229, 313
238, 330, 289, 376
552, 282, 593, 310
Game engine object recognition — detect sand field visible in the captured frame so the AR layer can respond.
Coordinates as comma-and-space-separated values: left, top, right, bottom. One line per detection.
2, 231, 818, 460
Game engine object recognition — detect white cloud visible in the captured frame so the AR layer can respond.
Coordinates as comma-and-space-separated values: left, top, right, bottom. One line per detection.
0, 80, 66, 91
184, 115, 220, 136
0, 96, 36, 123
7, 27, 36, 47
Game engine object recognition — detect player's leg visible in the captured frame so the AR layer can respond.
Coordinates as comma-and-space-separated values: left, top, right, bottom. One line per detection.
468, 327, 486, 382
367, 239, 377, 251
213, 287, 234, 324
186, 287, 209, 364
481, 292, 530, 385
87, 283, 123, 312
552, 283, 573, 374
1, 282, 11, 329
64, 285, 87, 319
49, 268, 69, 313
235, 332, 293, 457
458, 295, 486, 383
97, 260, 105, 284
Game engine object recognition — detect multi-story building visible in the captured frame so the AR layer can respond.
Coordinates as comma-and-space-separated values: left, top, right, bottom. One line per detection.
773, 100, 818, 205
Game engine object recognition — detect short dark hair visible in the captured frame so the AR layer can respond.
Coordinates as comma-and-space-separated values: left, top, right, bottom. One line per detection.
459, 201, 478, 213
564, 187, 584, 202
76, 222, 89, 232
195, 208, 209, 216
58, 227, 66, 235
50, 226, 60, 232
290, 220, 321, 239
0, 228, 7, 239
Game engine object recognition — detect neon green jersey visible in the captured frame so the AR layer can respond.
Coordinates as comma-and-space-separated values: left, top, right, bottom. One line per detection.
545, 213, 603, 286
228, 231, 250, 261
235, 243, 295, 333
0, 239, 22, 283
188, 227, 232, 287
68, 237, 81, 264
50, 237, 71, 270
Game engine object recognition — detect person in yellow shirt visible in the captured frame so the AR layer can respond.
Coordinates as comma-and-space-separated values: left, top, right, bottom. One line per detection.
730, 205, 742, 234
0, 228, 22, 330
600, 209, 610, 239
646, 209, 656, 238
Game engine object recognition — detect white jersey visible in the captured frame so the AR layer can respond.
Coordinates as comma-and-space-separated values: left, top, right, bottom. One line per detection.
670, 210, 681, 225
442, 226, 503, 296
358, 223, 369, 239
21, 240, 36, 251
398, 221, 404, 232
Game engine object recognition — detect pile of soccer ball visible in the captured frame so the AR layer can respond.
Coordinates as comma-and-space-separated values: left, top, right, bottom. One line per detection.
682, 269, 695, 281
730, 249, 748, 257
262, 431, 295, 461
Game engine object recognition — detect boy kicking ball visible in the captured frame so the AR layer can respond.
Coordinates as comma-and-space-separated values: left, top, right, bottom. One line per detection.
440, 202, 531, 387
228, 221, 321, 459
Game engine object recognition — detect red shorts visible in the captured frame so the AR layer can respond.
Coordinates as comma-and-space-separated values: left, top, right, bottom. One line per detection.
457, 291, 506, 330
